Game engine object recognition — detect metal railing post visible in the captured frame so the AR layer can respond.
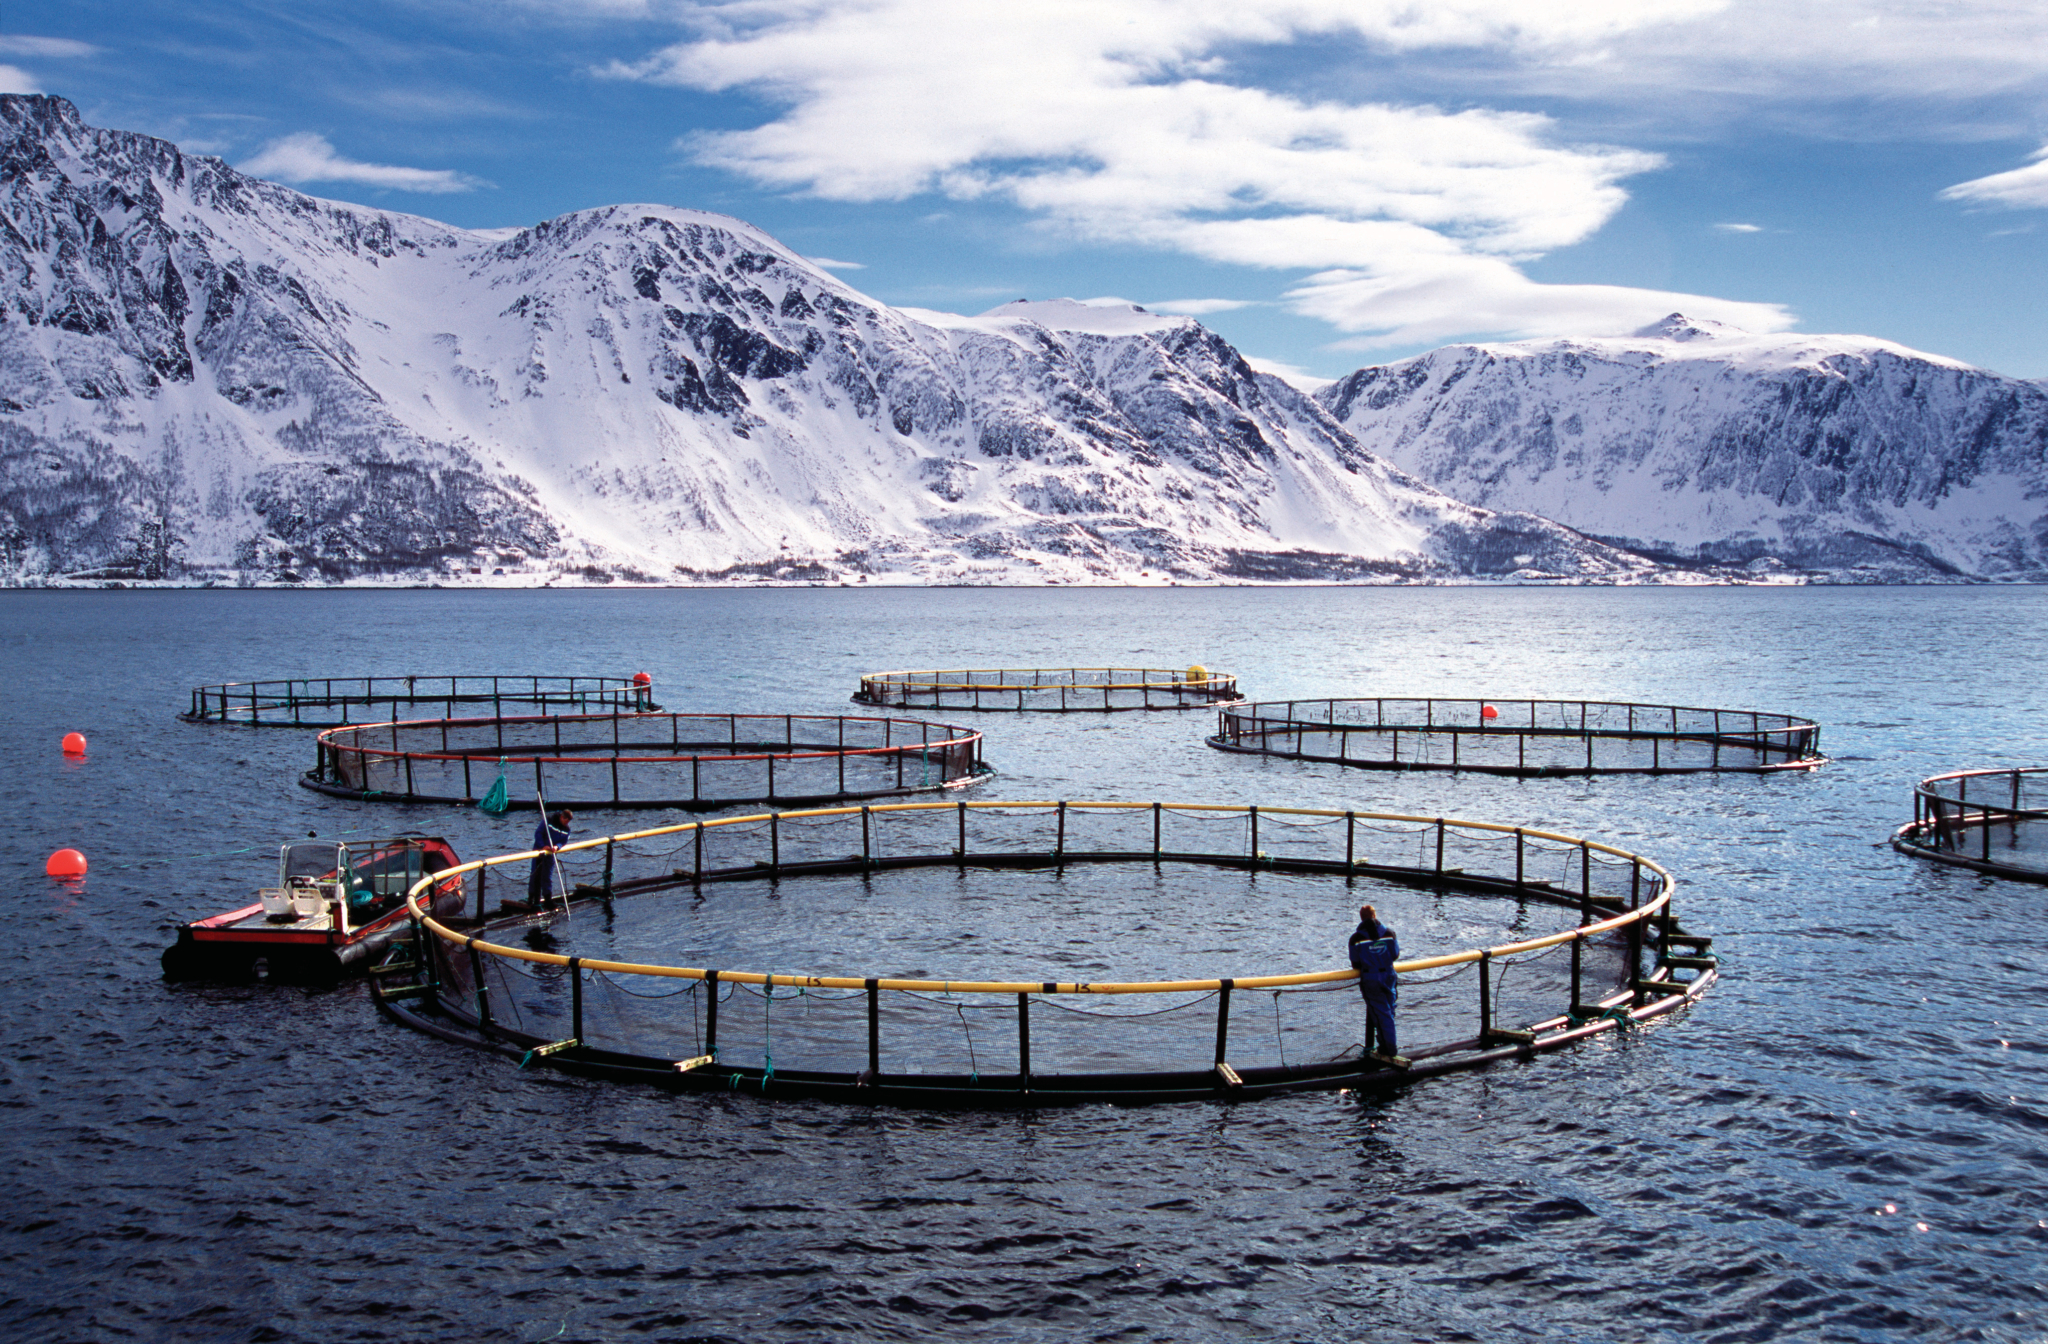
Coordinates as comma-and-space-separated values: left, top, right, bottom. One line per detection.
866, 978, 880, 1077
1017, 993, 1031, 1089
703, 969, 720, 1060
1477, 949, 1491, 1039
570, 957, 584, 1042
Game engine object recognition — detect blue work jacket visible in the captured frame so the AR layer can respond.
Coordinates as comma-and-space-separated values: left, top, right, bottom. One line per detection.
1348, 919, 1400, 999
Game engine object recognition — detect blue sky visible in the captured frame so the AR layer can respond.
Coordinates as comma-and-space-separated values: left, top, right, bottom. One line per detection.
7, 1, 2048, 381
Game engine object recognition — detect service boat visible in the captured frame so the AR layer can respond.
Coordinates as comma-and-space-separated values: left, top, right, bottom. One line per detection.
162, 836, 466, 983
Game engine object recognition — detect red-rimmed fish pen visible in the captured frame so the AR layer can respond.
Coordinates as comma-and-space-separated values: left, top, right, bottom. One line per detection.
301, 712, 986, 810
182, 674, 658, 727
855, 667, 1242, 712
370, 799, 1715, 1108
1893, 767, 2048, 883
1210, 697, 1826, 775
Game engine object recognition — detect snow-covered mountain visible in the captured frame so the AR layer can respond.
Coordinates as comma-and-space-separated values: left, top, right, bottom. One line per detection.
0, 95, 1649, 586
1317, 315, 2048, 581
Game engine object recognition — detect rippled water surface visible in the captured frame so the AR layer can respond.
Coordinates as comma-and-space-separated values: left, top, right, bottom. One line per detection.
4, 585, 2046, 1342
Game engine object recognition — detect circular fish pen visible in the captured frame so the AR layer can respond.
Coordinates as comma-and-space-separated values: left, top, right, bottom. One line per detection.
1893, 767, 2048, 883
1210, 697, 1826, 775
854, 667, 1242, 713
182, 674, 659, 727
302, 712, 986, 811
372, 800, 1715, 1108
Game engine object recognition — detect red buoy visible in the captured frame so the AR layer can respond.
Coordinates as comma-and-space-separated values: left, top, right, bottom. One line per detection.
1481, 704, 1500, 720
61, 732, 86, 755
46, 848, 87, 877
632, 671, 652, 686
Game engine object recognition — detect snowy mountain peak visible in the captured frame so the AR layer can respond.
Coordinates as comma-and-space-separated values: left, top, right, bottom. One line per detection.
981, 298, 1186, 337
1632, 312, 1740, 342
0, 95, 1653, 586
1317, 322, 2048, 581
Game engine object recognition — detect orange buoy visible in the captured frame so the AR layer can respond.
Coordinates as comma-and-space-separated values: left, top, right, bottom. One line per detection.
46, 848, 87, 877
1480, 704, 1500, 720
61, 732, 86, 755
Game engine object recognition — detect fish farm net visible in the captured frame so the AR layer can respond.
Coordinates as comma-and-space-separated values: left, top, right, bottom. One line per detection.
182, 674, 658, 727
303, 712, 986, 810
1893, 767, 2048, 883
1210, 697, 1826, 775
375, 801, 1715, 1107
854, 667, 1242, 712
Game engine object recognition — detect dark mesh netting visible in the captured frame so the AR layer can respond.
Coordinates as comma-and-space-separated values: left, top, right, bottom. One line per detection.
432, 862, 1634, 1078
855, 667, 1242, 712
1211, 697, 1825, 774
183, 674, 657, 727
387, 802, 1705, 1105
1897, 766, 2048, 881
304, 712, 984, 808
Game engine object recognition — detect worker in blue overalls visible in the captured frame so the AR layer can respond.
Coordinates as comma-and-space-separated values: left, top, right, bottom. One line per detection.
528, 809, 573, 907
1348, 903, 1408, 1068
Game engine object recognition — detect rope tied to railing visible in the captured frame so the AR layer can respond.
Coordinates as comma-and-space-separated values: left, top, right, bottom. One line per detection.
761, 978, 775, 1090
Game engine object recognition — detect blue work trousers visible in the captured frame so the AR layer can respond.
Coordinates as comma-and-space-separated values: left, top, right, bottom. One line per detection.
1362, 992, 1397, 1056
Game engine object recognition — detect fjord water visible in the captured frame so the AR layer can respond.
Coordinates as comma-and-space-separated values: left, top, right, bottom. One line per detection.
2, 585, 2043, 1343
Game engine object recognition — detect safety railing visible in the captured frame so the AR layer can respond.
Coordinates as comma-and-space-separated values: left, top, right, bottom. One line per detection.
381, 800, 1716, 1107
303, 712, 986, 810
1210, 697, 1825, 775
1893, 766, 2048, 883
182, 674, 658, 727
855, 667, 1242, 712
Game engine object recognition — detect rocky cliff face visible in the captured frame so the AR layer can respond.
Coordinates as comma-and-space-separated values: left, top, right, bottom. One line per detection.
0, 94, 1652, 586
1317, 316, 2048, 582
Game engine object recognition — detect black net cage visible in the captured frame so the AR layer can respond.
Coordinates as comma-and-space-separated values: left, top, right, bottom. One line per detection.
373, 801, 1717, 1108
303, 712, 987, 810
1210, 697, 1826, 775
1894, 767, 2048, 883
182, 674, 659, 727
854, 667, 1243, 712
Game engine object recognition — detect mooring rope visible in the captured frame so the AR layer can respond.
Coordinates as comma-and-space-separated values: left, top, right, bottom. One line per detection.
592, 968, 696, 999
954, 1000, 979, 1083
1036, 990, 1219, 1020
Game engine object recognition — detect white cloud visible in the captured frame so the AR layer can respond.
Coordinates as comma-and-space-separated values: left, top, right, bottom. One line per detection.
1288, 251, 1794, 347
0, 35, 97, 58
805, 255, 865, 270
238, 133, 485, 194
1243, 355, 1334, 390
1940, 146, 2048, 209
601, 1, 1753, 343
1714, 222, 1763, 232
0, 64, 39, 94
1358, 1, 2048, 142
1147, 298, 1258, 315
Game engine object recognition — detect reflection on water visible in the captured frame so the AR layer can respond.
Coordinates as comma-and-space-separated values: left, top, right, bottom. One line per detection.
2, 585, 2045, 1341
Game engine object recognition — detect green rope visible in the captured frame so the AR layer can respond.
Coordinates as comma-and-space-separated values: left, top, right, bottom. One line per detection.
761, 980, 775, 1090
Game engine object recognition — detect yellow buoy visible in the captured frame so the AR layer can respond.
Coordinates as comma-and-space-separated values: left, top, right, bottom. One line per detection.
1187, 664, 1208, 683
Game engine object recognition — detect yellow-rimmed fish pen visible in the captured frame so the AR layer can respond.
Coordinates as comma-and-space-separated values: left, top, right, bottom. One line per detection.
854, 667, 1241, 712
373, 799, 1715, 1107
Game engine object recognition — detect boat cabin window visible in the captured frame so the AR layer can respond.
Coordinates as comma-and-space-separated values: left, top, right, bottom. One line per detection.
280, 842, 354, 888
356, 845, 443, 902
